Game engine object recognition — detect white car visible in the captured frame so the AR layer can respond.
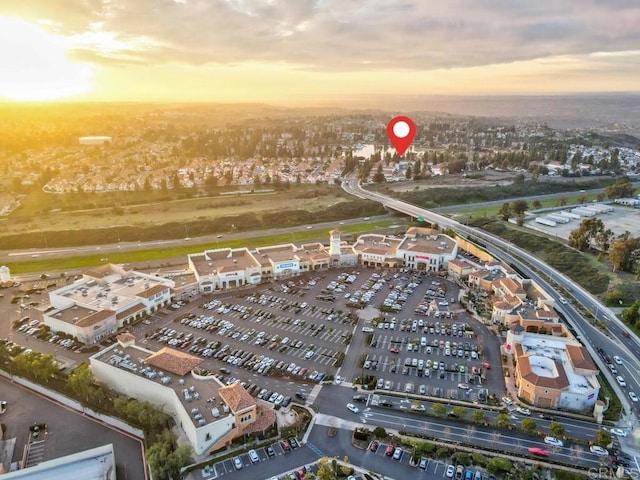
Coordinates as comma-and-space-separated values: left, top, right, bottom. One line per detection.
446, 465, 456, 478
346, 403, 359, 414
613, 355, 623, 365
610, 428, 627, 437
616, 376, 626, 387
629, 392, 639, 402
501, 396, 514, 406
590, 445, 609, 456
544, 436, 564, 447
516, 407, 531, 416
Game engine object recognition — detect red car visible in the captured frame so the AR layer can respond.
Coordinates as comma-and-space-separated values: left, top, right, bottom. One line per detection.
528, 447, 549, 457
481, 362, 491, 369
385, 445, 395, 456
389, 348, 399, 354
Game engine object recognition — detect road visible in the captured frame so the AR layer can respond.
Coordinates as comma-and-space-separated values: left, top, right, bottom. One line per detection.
313, 384, 605, 469
0, 217, 376, 267
342, 176, 640, 432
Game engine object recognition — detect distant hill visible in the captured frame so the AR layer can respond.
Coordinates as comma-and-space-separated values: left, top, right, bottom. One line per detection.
322, 92, 640, 133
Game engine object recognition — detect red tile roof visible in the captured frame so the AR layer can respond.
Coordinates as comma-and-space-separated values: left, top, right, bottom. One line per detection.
146, 347, 202, 376
219, 383, 255, 412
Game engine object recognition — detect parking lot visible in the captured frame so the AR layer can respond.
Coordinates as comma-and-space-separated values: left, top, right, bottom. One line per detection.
131, 267, 504, 407
200, 436, 310, 479
5, 265, 505, 421
364, 439, 463, 478
352, 272, 504, 403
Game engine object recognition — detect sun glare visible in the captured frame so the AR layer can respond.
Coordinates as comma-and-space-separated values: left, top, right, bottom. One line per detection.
0, 16, 92, 101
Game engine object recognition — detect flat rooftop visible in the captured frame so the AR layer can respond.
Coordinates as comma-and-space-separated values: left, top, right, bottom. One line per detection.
59, 273, 170, 310
49, 304, 98, 325
398, 233, 456, 255
255, 244, 297, 263
190, 248, 259, 275
93, 344, 230, 427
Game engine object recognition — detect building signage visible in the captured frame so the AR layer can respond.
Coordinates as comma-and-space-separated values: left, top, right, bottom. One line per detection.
416, 255, 431, 260
276, 262, 296, 270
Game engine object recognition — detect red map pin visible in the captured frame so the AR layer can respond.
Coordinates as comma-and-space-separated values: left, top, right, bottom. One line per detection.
387, 116, 416, 156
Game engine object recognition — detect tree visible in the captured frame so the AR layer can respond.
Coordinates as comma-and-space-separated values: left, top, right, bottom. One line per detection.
405, 164, 412, 179
146, 429, 193, 480
373, 164, 386, 183
568, 217, 606, 251
66, 363, 98, 404
521, 418, 537, 433
557, 196, 568, 206
621, 301, 640, 327
431, 403, 447, 417
605, 177, 635, 199
549, 421, 565, 438
595, 429, 612, 448
452, 406, 467, 419
496, 413, 511, 428
487, 457, 513, 475
315, 457, 337, 480
498, 202, 511, 221
511, 199, 528, 215
609, 237, 640, 272
204, 174, 218, 189
373, 426, 388, 439
532, 199, 542, 209
471, 410, 486, 424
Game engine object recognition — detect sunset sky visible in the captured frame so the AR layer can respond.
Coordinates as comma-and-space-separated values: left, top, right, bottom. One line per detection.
1, 1, 639, 103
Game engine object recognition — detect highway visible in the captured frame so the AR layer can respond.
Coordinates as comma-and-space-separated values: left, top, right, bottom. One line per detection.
342, 176, 640, 433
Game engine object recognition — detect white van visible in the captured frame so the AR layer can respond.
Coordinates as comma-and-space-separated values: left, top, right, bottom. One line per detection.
420, 337, 427, 347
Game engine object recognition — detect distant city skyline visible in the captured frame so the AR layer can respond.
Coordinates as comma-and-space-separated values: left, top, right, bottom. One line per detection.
1, 1, 639, 103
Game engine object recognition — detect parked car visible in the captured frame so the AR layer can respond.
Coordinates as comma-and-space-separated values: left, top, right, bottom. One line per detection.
233, 456, 243, 470
248, 449, 260, 463
392, 447, 403, 460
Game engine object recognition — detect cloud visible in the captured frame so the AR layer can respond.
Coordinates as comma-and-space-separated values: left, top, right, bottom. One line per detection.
5, 0, 640, 71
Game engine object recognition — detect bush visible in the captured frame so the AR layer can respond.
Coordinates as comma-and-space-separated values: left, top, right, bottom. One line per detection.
435, 447, 450, 459
373, 426, 388, 439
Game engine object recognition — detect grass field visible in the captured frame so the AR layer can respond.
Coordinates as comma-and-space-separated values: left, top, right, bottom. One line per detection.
8, 219, 407, 274
4, 185, 352, 235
